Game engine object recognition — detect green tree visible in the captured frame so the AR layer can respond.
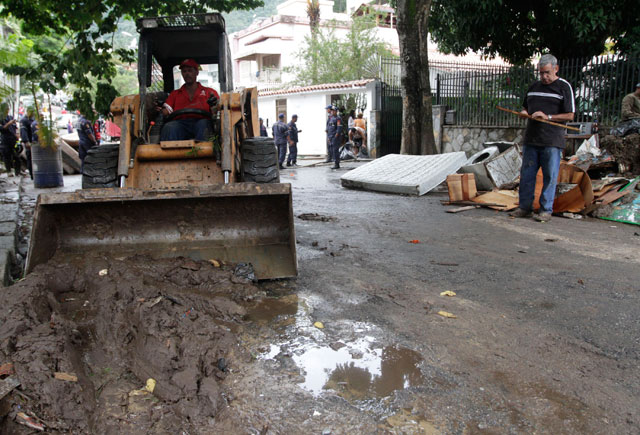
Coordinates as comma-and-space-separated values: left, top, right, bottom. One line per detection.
290, 14, 392, 86
0, 0, 263, 116
430, 0, 640, 64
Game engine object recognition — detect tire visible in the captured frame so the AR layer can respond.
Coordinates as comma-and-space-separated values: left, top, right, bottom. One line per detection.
240, 137, 280, 183
82, 144, 119, 189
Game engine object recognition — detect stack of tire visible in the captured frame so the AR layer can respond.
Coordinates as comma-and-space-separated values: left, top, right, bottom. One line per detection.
240, 137, 280, 183
82, 144, 119, 188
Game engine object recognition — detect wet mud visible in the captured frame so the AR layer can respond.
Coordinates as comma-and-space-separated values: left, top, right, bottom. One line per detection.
0, 255, 261, 433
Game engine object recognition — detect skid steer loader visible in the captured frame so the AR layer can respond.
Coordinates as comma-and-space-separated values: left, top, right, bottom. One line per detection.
25, 13, 297, 279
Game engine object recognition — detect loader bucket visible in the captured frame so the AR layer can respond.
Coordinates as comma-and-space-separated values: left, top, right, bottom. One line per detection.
26, 183, 297, 280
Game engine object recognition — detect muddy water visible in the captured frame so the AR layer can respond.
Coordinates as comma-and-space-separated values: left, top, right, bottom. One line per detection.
246, 296, 425, 402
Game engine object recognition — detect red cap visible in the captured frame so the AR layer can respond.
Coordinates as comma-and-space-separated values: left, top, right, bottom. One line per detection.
179, 59, 200, 70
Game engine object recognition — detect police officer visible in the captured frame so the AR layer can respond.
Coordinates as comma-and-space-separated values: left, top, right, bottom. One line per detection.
0, 102, 20, 176
286, 114, 300, 167
327, 106, 343, 169
20, 107, 35, 179
272, 113, 289, 169
77, 112, 98, 171
324, 105, 333, 163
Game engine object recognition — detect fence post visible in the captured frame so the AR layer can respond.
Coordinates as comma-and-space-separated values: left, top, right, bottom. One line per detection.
436, 73, 441, 105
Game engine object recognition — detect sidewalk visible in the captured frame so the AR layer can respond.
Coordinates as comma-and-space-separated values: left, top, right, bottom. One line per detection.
0, 172, 81, 286
0, 173, 20, 286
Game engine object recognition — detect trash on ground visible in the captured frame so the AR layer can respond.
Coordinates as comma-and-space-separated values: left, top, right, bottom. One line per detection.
437, 311, 457, 318
459, 144, 522, 190
98, 268, 108, 276
16, 412, 45, 431
447, 173, 477, 201
408, 240, 421, 244
440, 291, 457, 297
314, 321, 325, 329
341, 152, 468, 195
0, 376, 21, 400
54, 372, 78, 382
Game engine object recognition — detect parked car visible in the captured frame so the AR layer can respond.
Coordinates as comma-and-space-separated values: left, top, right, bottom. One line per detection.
55, 114, 78, 130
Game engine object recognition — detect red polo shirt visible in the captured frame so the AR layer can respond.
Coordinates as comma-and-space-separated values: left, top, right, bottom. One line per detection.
165, 82, 220, 120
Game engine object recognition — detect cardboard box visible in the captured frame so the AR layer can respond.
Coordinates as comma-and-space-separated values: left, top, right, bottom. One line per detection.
447, 173, 478, 201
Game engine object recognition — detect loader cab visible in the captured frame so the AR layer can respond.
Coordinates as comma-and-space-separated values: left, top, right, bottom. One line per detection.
136, 13, 234, 140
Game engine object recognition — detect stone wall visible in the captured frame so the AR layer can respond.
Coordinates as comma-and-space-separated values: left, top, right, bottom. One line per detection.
442, 126, 525, 156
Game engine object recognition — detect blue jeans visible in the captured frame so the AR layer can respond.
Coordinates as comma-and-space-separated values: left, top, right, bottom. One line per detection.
160, 118, 210, 141
519, 145, 563, 213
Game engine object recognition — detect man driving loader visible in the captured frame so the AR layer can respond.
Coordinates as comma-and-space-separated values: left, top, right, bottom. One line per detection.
159, 58, 220, 142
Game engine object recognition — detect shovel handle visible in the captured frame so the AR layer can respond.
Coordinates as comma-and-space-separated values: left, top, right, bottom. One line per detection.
496, 106, 581, 132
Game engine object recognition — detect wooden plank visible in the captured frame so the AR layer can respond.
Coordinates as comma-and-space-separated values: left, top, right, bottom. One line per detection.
0, 376, 20, 400
54, 372, 78, 382
471, 190, 519, 211
446, 205, 479, 213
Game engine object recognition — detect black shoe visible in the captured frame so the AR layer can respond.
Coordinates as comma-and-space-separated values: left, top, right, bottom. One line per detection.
331, 164, 340, 169
279, 164, 284, 169
286, 162, 291, 167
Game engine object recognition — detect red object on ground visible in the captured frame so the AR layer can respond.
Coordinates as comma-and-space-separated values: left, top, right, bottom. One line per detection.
408, 240, 420, 244
105, 120, 121, 138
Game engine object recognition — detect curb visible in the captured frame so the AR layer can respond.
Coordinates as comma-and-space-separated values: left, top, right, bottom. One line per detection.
0, 174, 21, 286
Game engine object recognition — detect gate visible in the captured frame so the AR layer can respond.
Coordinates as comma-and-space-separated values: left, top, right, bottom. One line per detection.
380, 82, 402, 156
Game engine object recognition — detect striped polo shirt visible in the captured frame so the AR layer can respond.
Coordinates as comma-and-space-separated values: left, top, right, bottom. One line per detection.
522, 78, 575, 148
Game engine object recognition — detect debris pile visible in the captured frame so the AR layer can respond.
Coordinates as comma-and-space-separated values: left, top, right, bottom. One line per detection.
443, 133, 640, 225
0, 255, 261, 433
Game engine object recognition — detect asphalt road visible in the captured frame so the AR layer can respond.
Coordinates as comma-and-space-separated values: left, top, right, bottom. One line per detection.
11, 163, 640, 433
254, 162, 640, 433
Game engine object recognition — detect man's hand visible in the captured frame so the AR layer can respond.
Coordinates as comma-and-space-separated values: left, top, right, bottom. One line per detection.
531, 111, 547, 120
207, 94, 218, 108
162, 103, 173, 115
518, 109, 529, 119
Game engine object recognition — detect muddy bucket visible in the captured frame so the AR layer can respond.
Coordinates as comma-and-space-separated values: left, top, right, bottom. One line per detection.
26, 183, 297, 279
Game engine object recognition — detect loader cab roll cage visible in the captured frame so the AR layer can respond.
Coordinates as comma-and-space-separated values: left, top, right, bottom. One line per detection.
136, 13, 234, 133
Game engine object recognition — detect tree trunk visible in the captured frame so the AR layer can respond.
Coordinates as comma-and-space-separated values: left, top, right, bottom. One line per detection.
396, 0, 437, 155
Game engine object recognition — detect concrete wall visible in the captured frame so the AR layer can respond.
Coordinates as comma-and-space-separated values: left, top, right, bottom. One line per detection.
441, 125, 525, 156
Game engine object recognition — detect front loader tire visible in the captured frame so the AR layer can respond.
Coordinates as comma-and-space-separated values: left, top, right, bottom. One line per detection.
241, 137, 280, 183
82, 144, 119, 189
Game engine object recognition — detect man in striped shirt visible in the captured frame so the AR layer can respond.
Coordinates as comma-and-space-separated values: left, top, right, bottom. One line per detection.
510, 54, 575, 222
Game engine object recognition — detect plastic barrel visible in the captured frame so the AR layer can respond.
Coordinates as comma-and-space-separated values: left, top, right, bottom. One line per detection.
32, 143, 64, 188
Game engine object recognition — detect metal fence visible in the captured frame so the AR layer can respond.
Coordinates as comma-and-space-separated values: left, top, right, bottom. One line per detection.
435, 55, 640, 127
379, 54, 640, 127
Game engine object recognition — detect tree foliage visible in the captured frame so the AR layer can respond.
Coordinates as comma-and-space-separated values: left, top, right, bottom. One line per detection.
0, 0, 263, 116
289, 14, 392, 86
430, 0, 640, 64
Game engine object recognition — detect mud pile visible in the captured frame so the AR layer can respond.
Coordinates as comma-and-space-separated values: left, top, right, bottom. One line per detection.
0, 255, 262, 433
600, 133, 640, 175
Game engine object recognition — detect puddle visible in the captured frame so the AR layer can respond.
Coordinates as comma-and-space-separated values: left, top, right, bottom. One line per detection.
244, 295, 299, 323
251, 295, 425, 400
267, 335, 424, 399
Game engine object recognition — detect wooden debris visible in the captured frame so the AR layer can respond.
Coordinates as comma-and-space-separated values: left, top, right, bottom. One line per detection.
54, 372, 78, 382
16, 412, 45, 431
0, 376, 21, 400
446, 205, 479, 213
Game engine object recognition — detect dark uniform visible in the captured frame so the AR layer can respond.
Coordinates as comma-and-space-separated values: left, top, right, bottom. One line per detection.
0, 115, 19, 175
286, 118, 299, 166
272, 118, 289, 169
326, 112, 342, 169
76, 115, 97, 168
20, 115, 34, 179
260, 120, 268, 137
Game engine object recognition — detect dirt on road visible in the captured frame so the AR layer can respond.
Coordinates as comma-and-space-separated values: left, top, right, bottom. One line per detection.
2, 165, 640, 434
0, 254, 261, 433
